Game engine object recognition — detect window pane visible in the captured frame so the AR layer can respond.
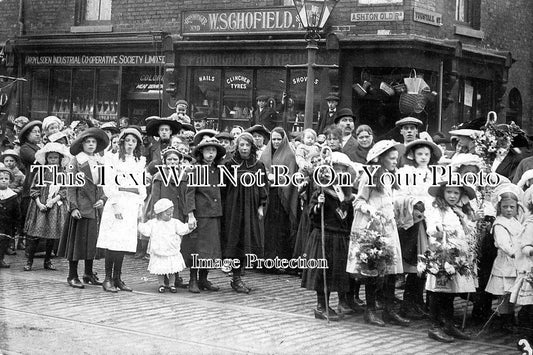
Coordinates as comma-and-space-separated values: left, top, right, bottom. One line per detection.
256, 68, 285, 128
99, 0, 112, 21
30, 69, 49, 120
86, 0, 101, 21
50, 69, 72, 126
190, 68, 221, 129
222, 69, 253, 130
289, 68, 321, 131
96, 69, 119, 123
72, 69, 95, 124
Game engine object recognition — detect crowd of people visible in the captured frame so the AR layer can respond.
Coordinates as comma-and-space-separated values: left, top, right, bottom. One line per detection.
0, 98, 532, 345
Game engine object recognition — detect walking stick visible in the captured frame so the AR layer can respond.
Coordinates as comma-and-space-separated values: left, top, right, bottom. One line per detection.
319, 146, 333, 323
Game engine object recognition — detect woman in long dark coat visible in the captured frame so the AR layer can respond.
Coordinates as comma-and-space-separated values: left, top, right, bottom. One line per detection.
223, 132, 268, 293
58, 128, 109, 289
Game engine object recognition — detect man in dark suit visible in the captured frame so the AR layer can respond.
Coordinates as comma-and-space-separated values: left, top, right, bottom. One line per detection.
334, 108, 359, 162
317, 94, 339, 135
251, 95, 278, 131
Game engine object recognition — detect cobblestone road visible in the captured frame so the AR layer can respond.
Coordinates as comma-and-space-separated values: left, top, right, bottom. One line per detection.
0, 253, 524, 354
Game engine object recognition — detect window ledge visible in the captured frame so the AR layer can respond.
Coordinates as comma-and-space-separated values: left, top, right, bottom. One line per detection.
70, 25, 113, 33
454, 25, 484, 39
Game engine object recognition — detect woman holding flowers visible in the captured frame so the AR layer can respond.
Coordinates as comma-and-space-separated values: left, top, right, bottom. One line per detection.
347, 140, 408, 328
422, 179, 477, 342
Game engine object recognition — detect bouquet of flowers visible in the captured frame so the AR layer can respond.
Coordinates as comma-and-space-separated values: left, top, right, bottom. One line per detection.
350, 217, 396, 277
417, 230, 475, 287
473, 117, 523, 169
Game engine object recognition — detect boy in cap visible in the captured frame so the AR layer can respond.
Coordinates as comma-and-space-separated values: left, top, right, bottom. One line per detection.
317, 94, 340, 134
252, 95, 278, 131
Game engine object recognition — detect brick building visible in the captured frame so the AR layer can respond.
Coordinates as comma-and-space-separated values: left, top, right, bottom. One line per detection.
0, 0, 531, 136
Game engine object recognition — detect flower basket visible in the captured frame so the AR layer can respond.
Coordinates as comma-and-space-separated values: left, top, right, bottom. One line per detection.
348, 216, 396, 277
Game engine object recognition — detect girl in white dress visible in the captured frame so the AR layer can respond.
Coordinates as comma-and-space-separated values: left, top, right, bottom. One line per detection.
138, 198, 191, 293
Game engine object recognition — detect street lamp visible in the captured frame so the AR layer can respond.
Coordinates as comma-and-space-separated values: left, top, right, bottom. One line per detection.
292, 0, 338, 129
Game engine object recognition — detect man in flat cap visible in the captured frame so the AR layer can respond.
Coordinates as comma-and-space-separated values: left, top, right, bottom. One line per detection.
317, 94, 340, 135
395, 117, 423, 167
251, 95, 278, 131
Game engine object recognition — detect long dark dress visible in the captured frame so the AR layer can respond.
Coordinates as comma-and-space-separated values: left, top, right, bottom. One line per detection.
301, 187, 353, 293
0, 192, 20, 238
222, 156, 268, 259
293, 179, 314, 259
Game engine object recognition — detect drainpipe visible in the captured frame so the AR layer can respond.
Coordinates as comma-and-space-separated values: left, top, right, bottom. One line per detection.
18, 0, 25, 36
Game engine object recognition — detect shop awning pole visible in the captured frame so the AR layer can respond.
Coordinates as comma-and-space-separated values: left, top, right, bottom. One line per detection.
438, 60, 443, 132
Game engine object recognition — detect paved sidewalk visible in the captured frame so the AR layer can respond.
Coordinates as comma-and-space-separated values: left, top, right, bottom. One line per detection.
0, 252, 525, 354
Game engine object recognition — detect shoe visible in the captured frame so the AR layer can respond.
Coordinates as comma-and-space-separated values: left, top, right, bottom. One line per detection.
353, 296, 366, 307
115, 278, 133, 292
158, 285, 166, 293
44, 260, 56, 270
169, 286, 178, 293
0, 260, 10, 268
6, 247, 16, 255
428, 326, 455, 343
364, 309, 385, 327
413, 303, 430, 317
382, 309, 410, 327
443, 323, 471, 340
188, 278, 200, 293
338, 302, 355, 316
67, 278, 85, 289
230, 279, 250, 294
83, 273, 103, 285
134, 252, 145, 259
174, 277, 187, 289
102, 277, 118, 293
399, 303, 425, 320
23, 262, 33, 271
198, 279, 220, 291
315, 307, 341, 321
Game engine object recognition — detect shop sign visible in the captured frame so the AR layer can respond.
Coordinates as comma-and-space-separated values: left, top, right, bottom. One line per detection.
413, 8, 442, 26
351, 11, 404, 22
226, 75, 251, 90
182, 8, 302, 35
292, 76, 319, 86
24, 54, 165, 66
134, 74, 163, 91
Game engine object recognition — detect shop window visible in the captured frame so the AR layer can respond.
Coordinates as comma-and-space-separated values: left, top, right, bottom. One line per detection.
72, 69, 95, 123
507, 88, 522, 127
50, 69, 72, 125
30, 70, 50, 120
122, 67, 164, 126
458, 78, 493, 122
190, 68, 222, 129
96, 69, 119, 122
455, 0, 481, 29
222, 69, 254, 129
257, 68, 285, 125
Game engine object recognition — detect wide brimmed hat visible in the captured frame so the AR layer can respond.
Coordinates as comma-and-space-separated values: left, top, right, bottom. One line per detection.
524, 185, 533, 207
161, 147, 184, 160
450, 153, 484, 172
491, 182, 524, 209
404, 139, 442, 162
517, 169, 533, 190
100, 122, 120, 135
395, 117, 423, 128
69, 127, 110, 155
0, 149, 20, 163
42, 116, 62, 132
18, 120, 42, 144
180, 122, 195, 132
13, 116, 29, 129
48, 131, 68, 144
366, 140, 402, 163
119, 127, 143, 143
325, 94, 340, 102
0, 166, 13, 180
35, 142, 72, 166
193, 137, 225, 161
334, 108, 355, 124
153, 198, 174, 215
193, 112, 208, 121
215, 132, 234, 141
146, 118, 182, 137
193, 129, 218, 146
245, 125, 270, 141
428, 179, 476, 200
449, 129, 482, 139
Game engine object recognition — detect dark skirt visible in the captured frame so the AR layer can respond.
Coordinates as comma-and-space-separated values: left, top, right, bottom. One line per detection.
264, 188, 293, 260
301, 228, 350, 293
182, 217, 222, 267
292, 201, 310, 259
57, 217, 99, 261
24, 201, 68, 240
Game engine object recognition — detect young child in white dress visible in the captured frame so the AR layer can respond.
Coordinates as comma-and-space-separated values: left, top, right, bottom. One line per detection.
138, 198, 191, 293
485, 183, 524, 331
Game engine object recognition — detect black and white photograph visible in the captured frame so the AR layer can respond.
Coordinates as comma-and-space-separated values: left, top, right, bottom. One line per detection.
1, 0, 533, 354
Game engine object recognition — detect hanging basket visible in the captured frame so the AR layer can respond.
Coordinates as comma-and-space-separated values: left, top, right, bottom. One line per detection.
399, 92, 427, 114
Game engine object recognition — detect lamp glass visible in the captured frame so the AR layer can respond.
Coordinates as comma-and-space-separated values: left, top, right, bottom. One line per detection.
293, 0, 337, 30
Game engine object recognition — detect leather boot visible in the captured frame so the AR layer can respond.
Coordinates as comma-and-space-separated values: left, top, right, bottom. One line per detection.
230, 276, 250, 294
23, 238, 37, 271
114, 273, 133, 292
188, 268, 200, 293
315, 292, 341, 321
428, 325, 455, 343
364, 308, 385, 327
44, 239, 56, 270
0, 239, 10, 268
102, 275, 118, 293
443, 320, 471, 339
383, 308, 410, 327
198, 269, 219, 291
399, 301, 425, 320
337, 292, 355, 315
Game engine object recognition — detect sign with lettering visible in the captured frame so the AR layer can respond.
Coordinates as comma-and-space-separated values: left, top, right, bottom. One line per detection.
24, 54, 165, 66
134, 73, 163, 92
226, 75, 251, 90
413, 8, 442, 26
182, 8, 303, 35
351, 11, 404, 22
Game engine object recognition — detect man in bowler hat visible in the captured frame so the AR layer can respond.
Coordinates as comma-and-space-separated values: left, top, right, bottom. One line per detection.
317, 94, 340, 135
251, 95, 278, 131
